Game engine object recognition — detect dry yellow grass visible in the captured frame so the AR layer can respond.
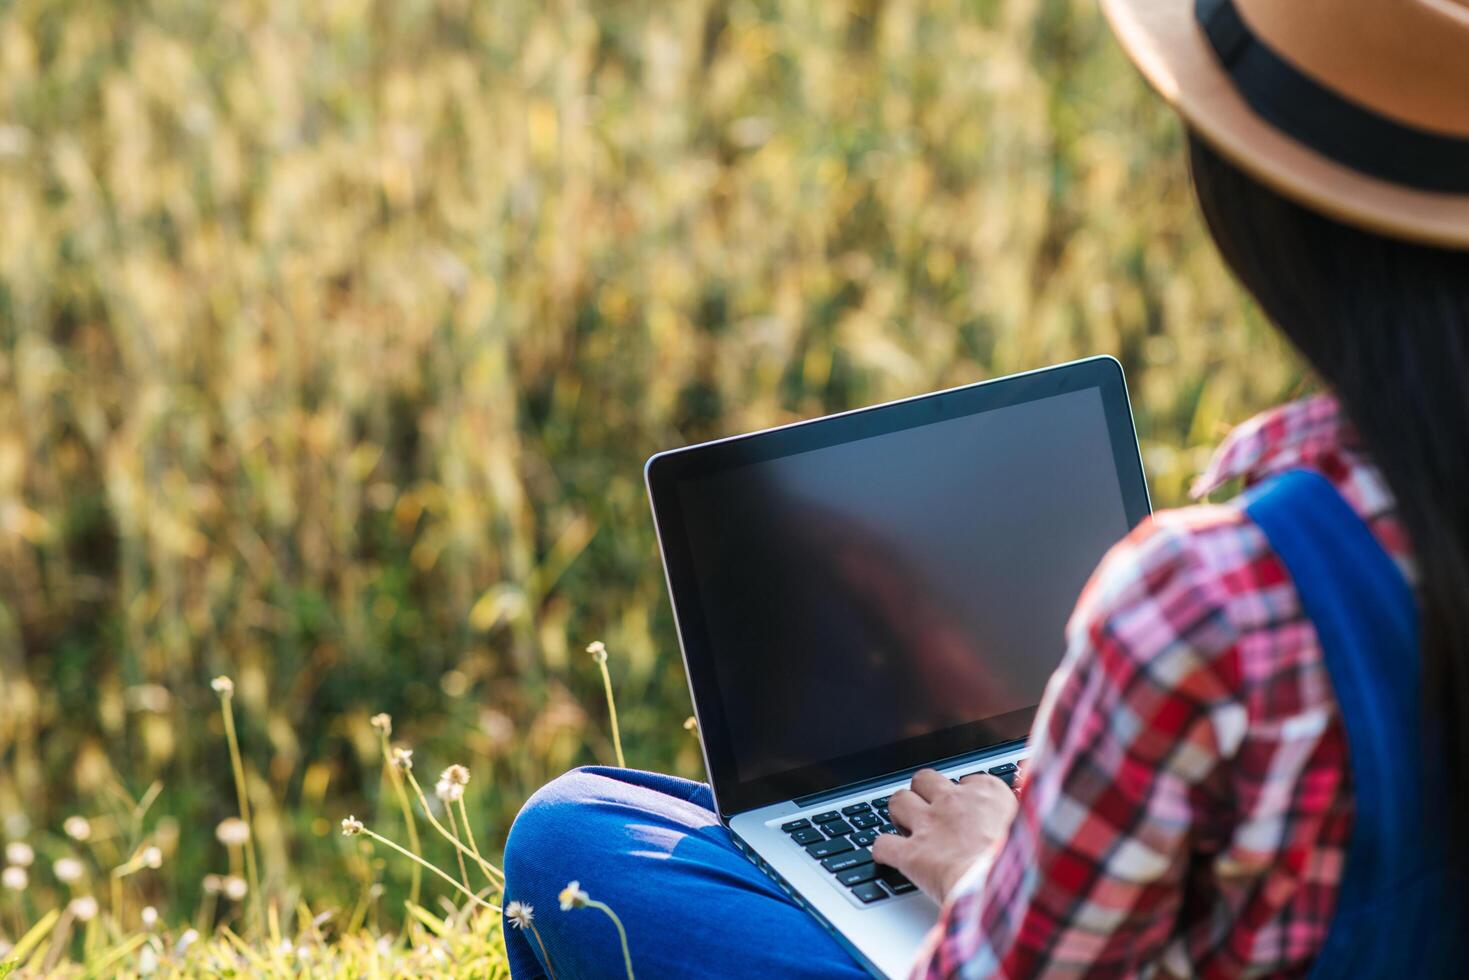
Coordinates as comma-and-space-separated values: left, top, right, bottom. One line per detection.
0, 0, 1303, 972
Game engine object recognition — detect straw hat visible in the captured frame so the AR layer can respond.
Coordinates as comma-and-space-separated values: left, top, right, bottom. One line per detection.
1100, 0, 1469, 248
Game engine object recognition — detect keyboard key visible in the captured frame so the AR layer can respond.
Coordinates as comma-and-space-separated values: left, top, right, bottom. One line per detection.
790, 827, 825, 846
850, 830, 878, 848
989, 771, 1017, 788
812, 810, 842, 823
781, 818, 812, 833
876, 866, 917, 893
837, 864, 880, 886
821, 848, 872, 873
878, 823, 900, 835
870, 796, 891, 808
806, 837, 854, 859
841, 802, 872, 815
850, 881, 889, 904
849, 812, 881, 830
823, 820, 855, 838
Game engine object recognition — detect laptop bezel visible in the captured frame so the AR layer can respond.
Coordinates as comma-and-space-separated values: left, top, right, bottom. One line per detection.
645, 355, 1152, 818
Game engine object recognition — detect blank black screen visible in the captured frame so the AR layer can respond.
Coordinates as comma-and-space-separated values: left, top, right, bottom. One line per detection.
676, 387, 1129, 783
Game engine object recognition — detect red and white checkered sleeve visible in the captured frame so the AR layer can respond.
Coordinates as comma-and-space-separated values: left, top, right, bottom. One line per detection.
913, 511, 1246, 978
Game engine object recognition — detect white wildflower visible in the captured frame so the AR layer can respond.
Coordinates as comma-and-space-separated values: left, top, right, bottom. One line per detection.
370, 712, 392, 736
341, 815, 365, 837
2, 865, 27, 891
68, 895, 99, 921
63, 815, 92, 841
211, 676, 234, 696
141, 905, 159, 928
558, 880, 589, 911
435, 765, 470, 803
215, 817, 250, 846
202, 874, 222, 895
5, 842, 34, 867
505, 901, 534, 930
54, 857, 84, 883
587, 640, 608, 664
223, 875, 248, 901
142, 846, 163, 869
390, 747, 413, 771
176, 928, 199, 954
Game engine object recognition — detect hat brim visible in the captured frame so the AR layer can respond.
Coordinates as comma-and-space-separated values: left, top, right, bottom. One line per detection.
1101, 0, 1469, 249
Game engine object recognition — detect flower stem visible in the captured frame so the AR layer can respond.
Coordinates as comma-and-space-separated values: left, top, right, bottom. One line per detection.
377, 731, 422, 912
596, 657, 626, 768
403, 770, 504, 883
586, 899, 634, 980
360, 829, 499, 913
455, 797, 488, 871
39, 906, 75, 976
110, 875, 124, 931
218, 691, 263, 935
530, 922, 559, 979
445, 804, 473, 892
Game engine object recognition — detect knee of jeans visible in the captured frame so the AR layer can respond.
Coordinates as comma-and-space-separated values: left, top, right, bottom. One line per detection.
503, 766, 607, 882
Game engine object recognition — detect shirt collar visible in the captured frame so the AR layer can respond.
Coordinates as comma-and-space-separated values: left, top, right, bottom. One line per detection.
1190, 393, 1356, 499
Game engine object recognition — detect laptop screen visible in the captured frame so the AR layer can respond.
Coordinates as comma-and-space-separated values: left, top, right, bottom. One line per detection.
647, 358, 1151, 814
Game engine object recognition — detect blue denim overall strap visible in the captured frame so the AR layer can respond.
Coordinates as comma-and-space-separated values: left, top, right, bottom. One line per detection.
1244, 469, 1465, 978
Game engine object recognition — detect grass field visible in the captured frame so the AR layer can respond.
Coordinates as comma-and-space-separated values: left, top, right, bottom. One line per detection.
0, 0, 1306, 974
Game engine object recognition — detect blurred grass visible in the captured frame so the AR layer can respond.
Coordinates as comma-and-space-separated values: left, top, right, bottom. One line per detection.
0, 0, 1303, 966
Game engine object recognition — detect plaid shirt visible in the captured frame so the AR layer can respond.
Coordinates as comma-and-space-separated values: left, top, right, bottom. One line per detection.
913, 394, 1412, 978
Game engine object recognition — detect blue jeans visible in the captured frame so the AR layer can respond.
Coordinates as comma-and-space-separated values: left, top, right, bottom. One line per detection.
502, 766, 869, 978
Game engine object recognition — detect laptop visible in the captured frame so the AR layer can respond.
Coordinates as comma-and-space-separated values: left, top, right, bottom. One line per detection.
644, 356, 1151, 977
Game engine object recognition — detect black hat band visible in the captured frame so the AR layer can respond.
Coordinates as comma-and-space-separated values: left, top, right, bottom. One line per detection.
1196, 0, 1469, 194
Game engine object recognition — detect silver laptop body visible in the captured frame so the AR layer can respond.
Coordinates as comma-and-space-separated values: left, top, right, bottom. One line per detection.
645, 357, 1150, 977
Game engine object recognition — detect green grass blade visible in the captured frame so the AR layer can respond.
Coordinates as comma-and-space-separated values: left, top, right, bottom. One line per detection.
405, 901, 451, 939
4, 908, 61, 973
81, 933, 147, 980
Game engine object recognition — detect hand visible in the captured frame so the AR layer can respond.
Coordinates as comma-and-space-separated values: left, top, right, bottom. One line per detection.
870, 768, 1018, 902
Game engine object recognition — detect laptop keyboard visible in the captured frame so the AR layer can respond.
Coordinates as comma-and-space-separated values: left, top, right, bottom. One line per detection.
779, 762, 1021, 905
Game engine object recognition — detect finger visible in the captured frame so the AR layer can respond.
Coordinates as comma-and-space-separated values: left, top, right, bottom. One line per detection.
870, 832, 911, 870
958, 771, 1005, 792
910, 768, 953, 802
886, 789, 927, 830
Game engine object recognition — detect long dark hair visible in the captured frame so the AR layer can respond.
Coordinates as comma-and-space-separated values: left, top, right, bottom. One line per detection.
1186, 133, 1469, 836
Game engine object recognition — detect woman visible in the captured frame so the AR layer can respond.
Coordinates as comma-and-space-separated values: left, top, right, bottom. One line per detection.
502, 0, 1469, 975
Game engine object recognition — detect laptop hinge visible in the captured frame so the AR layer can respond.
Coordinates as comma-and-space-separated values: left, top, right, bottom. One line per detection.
790, 739, 1027, 808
